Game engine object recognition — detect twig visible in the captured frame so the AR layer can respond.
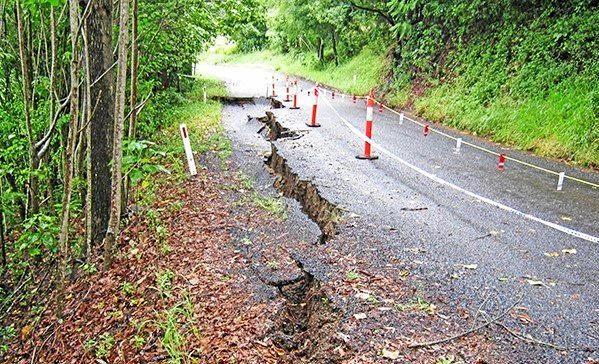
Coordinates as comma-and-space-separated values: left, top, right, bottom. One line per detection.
481, 310, 594, 352
493, 319, 583, 351
0, 274, 32, 319
470, 289, 491, 330
408, 296, 522, 348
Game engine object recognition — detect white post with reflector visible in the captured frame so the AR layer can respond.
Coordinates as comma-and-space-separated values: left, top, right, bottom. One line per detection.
557, 172, 565, 191
454, 138, 462, 154
179, 123, 197, 176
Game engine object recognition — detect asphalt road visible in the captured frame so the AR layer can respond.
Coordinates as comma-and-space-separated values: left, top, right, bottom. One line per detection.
197, 62, 599, 362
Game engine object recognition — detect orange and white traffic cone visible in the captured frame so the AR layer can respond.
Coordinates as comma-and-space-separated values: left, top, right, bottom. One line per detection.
271, 75, 277, 97
290, 80, 300, 110
306, 87, 321, 127
356, 95, 379, 160
497, 154, 506, 170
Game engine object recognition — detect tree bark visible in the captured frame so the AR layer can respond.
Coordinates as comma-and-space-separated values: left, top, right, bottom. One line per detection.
83, 24, 93, 260
128, 0, 139, 140
123, 0, 139, 211
1, 4, 10, 103
57, 0, 80, 314
87, 0, 115, 246
0, 178, 5, 269
15, 4, 40, 216
103, 0, 129, 269
317, 38, 324, 63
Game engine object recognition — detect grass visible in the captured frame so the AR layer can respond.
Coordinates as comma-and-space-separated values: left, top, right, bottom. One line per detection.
413, 74, 599, 166
395, 296, 436, 315
157, 294, 199, 364
214, 47, 598, 167
155, 78, 230, 161
251, 193, 287, 219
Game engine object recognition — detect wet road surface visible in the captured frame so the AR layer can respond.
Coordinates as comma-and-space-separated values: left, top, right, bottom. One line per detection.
197, 62, 599, 362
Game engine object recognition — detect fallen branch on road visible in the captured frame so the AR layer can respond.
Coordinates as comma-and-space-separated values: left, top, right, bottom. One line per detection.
408, 295, 522, 348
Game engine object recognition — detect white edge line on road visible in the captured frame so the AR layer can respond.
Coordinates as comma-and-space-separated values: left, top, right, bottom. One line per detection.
320, 95, 599, 244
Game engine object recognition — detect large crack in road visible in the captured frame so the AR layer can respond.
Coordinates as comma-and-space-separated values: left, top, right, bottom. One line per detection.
209, 63, 599, 363
220, 95, 347, 361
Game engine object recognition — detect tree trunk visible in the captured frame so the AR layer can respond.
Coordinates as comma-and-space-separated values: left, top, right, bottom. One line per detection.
1, 6, 10, 102
0, 178, 6, 269
331, 29, 339, 66
87, 0, 115, 246
128, 0, 139, 140
57, 0, 80, 314
317, 38, 324, 63
103, 0, 129, 270
123, 0, 139, 212
83, 24, 93, 260
15, 4, 40, 216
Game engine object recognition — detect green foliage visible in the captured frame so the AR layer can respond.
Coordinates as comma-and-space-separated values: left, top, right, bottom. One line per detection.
16, 214, 60, 265
123, 140, 169, 187
389, 1, 599, 165
346, 271, 360, 281
264, 0, 389, 63
251, 193, 287, 219
84, 332, 115, 359
156, 269, 175, 297
138, 0, 216, 89
217, 0, 267, 52
0, 325, 16, 356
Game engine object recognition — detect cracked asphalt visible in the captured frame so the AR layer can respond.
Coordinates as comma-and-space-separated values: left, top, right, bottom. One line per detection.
197, 62, 599, 362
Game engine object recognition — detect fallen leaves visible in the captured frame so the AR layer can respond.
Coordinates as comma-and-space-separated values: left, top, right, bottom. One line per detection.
511, 306, 534, 325
543, 252, 560, 258
524, 278, 555, 288
381, 348, 400, 360
544, 248, 577, 257
354, 313, 367, 320
355, 292, 371, 300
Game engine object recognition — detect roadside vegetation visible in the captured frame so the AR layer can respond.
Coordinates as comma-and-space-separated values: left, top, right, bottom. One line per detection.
4, 73, 238, 360
208, 0, 599, 167
0, 0, 246, 357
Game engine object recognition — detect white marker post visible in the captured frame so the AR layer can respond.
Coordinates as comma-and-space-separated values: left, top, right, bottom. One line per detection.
399, 112, 404, 125
454, 138, 462, 154
179, 123, 197, 176
557, 172, 565, 191
265, 76, 270, 98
